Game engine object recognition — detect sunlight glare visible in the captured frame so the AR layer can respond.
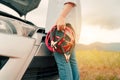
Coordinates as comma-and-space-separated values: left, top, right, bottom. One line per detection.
79, 24, 120, 44
79, 24, 101, 44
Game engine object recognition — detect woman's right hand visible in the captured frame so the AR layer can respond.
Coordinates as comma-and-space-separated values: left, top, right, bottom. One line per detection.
55, 16, 66, 31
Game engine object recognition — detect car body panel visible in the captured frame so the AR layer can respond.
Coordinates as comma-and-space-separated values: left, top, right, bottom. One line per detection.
0, 33, 35, 58
0, 1, 58, 79
0, 33, 36, 80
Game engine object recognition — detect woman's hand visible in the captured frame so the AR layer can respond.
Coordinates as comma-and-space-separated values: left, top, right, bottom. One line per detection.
55, 2, 75, 31
56, 16, 66, 31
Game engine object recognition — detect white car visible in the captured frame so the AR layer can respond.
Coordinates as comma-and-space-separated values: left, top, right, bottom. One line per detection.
0, 0, 58, 80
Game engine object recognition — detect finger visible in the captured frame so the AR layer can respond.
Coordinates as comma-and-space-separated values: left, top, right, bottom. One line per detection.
61, 25, 66, 30
60, 25, 65, 30
57, 25, 60, 31
62, 23, 66, 29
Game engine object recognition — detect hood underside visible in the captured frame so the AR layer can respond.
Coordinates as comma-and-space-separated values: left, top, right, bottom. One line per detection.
0, 0, 41, 16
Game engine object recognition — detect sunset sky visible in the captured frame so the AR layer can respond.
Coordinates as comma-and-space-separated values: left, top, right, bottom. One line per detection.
0, 0, 120, 44
80, 0, 120, 44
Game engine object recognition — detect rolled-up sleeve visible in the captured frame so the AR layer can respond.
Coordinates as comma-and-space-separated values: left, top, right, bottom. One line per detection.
64, 0, 77, 5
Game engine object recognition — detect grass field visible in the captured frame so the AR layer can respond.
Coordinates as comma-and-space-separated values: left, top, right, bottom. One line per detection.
76, 49, 120, 80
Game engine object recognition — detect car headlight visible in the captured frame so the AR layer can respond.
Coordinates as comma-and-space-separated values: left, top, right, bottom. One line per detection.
0, 19, 17, 34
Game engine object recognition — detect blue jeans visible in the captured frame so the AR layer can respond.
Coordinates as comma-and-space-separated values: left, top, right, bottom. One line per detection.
54, 51, 80, 80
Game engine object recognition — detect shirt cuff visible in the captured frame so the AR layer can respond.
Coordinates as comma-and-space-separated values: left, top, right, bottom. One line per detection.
64, 0, 77, 5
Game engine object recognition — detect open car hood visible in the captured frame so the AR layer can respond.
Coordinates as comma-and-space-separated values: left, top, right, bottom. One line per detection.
0, 0, 41, 16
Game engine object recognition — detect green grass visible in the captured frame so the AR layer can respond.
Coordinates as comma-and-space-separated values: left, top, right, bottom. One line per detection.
76, 49, 120, 80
